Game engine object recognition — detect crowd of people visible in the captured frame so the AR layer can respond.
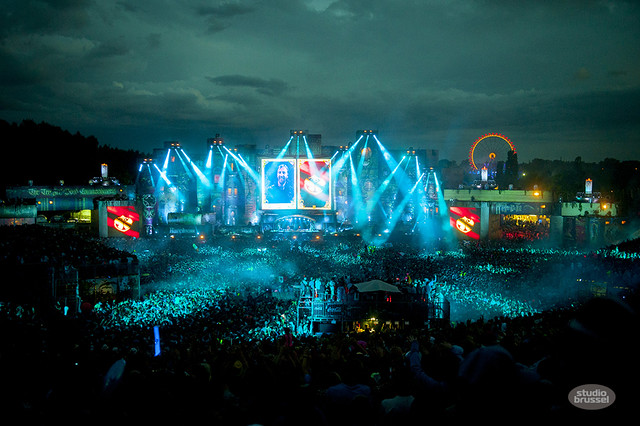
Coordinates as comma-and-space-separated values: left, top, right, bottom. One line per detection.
1, 225, 639, 424
500, 216, 550, 240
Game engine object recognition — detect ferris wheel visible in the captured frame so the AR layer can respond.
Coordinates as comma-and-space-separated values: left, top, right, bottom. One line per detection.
468, 133, 516, 171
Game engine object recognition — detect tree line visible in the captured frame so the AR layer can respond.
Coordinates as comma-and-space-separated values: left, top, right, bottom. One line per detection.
0, 119, 148, 192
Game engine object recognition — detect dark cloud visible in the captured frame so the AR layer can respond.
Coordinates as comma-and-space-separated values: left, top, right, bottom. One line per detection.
195, 1, 255, 19
196, 1, 255, 33
146, 33, 162, 50
0, 0, 91, 36
87, 37, 131, 60
0, 0, 638, 163
207, 75, 291, 96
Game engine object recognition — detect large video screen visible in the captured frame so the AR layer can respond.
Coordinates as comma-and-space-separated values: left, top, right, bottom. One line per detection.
261, 158, 332, 210
262, 159, 297, 210
107, 206, 140, 238
449, 206, 480, 240
298, 159, 331, 210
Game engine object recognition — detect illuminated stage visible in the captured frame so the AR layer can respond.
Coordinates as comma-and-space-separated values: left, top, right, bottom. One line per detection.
1, 129, 628, 249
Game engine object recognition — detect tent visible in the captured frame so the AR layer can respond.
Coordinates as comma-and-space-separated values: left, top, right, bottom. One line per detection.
354, 280, 401, 293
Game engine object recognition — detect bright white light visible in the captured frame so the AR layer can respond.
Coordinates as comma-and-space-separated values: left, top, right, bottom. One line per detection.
206, 148, 213, 169
163, 149, 171, 170
153, 163, 172, 185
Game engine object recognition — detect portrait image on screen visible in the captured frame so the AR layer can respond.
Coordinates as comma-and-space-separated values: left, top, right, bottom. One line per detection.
449, 206, 480, 240
262, 159, 296, 209
298, 159, 331, 210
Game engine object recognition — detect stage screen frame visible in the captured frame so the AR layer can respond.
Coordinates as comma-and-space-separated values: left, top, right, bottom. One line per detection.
261, 159, 297, 210
298, 159, 332, 210
449, 206, 480, 240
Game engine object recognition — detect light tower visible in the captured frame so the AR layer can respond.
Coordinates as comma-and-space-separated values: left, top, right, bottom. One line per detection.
352, 130, 381, 227
206, 135, 225, 220
134, 158, 158, 236
290, 129, 306, 160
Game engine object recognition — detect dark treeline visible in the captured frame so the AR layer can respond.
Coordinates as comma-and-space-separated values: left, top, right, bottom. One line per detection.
439, 156, 640, 196
0, 119, 148, 191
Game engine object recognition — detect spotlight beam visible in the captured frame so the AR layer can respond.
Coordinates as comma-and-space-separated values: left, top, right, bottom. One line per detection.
433, 171, 448, 218
356, 135, 369, 177
222, 146, 261, 187
303, 135, 314, 159
205, 148, 213, 169
162, 149, 171, 171
377, 200, 388, 220
147, 164, 156, 187
374, 135, 414, 198
348, 151, 365, 227
176, 149, 195, 179
412, 157, 427, 223
218, 153, 229, 190
330, 135, 363, 181
153, 163, 172, 185
357, 156, 406, 225
217, 145, 226, 160
376, 172, 425, 245
181, 148, 211, 187
277, 136, 294, 159
237, 153, 261, 184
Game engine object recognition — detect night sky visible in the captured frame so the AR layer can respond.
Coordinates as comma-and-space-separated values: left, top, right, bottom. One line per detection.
1, 0, 639, 163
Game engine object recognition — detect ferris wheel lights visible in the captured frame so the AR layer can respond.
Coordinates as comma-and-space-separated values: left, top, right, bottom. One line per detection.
469, 133, 516, 171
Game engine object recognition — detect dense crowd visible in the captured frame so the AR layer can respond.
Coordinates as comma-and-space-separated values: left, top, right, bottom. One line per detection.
500, 216, 550, 240
1, 225, 639, 424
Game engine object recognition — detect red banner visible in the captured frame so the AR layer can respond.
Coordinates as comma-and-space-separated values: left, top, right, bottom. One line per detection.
107, 206, 140, 238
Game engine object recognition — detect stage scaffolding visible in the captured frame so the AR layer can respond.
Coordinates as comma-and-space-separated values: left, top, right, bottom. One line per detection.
296, 288, 450, 334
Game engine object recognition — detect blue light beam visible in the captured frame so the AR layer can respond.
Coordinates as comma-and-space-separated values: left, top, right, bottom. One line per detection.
375, 172, 425, 245
303, 135, 314, 159
277, 136, 294, 159
162, 149, 171, 171
153, 163, 172, 185
205, 148, 213, 169
331, 135, 363, 180
218, 154, 229, 190
181, 148, 211, 187
223, 146, 261, 186
358, 156, 406, 226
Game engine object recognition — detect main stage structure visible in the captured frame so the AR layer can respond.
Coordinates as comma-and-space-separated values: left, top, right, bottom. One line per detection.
1, 129, 626, 248
0, 129, 632, 314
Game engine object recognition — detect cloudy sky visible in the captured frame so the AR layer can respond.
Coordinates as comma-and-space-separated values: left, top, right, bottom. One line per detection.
1, 0, 639, 163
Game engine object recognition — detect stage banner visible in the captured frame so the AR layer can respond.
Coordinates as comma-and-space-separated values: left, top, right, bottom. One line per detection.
107, 206, 140, 238
298, 159, 332, 210
449, 206, 480, 240
262, 159, 297, 210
